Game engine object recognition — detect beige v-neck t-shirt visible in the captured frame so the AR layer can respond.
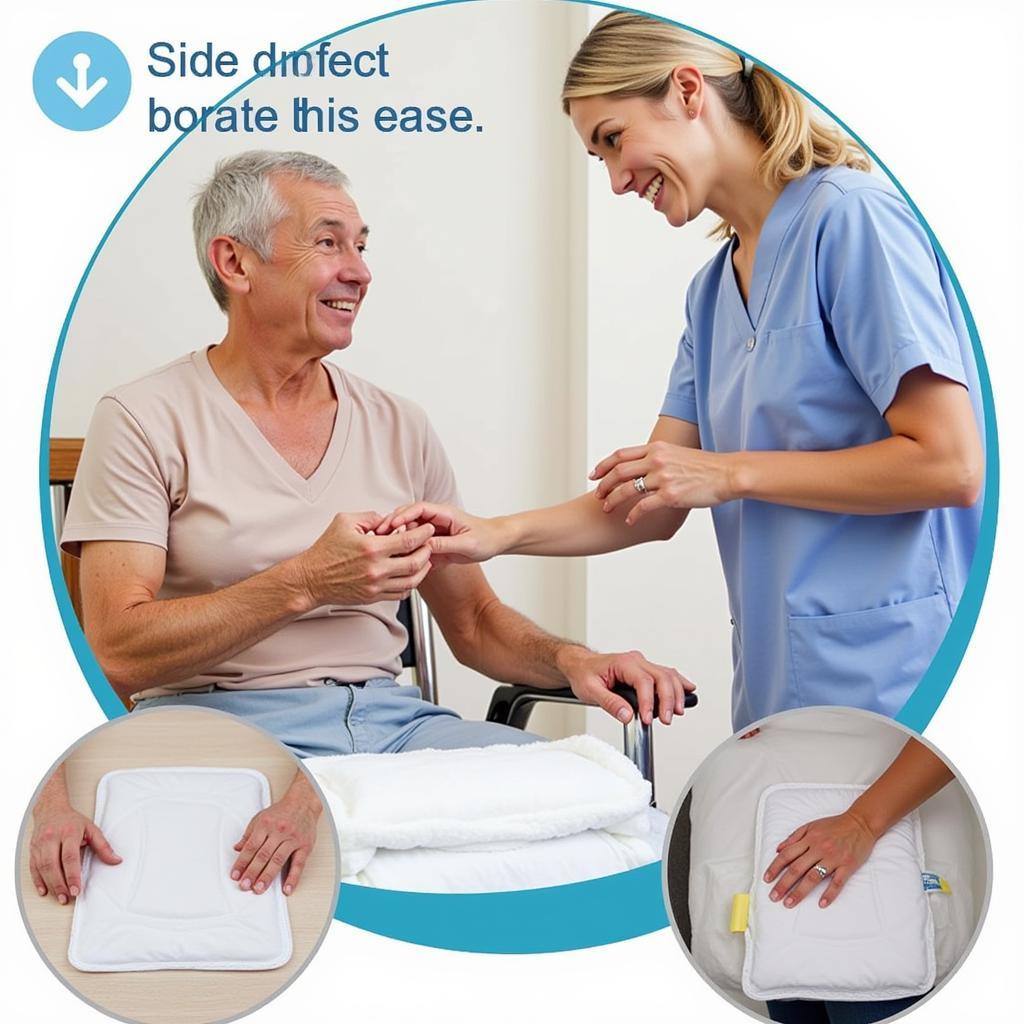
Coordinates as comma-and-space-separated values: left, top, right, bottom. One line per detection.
62, 350, 460, 699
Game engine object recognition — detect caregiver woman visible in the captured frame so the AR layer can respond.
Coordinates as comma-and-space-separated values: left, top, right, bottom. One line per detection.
384, 13, 985, 731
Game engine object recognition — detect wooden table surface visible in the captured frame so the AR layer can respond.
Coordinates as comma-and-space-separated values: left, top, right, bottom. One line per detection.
18, 707, 339, 1024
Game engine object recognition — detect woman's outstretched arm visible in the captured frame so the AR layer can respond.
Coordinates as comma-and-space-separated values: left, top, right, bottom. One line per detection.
379, 418, 697, 560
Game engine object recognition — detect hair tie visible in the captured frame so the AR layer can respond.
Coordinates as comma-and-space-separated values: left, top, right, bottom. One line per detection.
741, 56, 754, 80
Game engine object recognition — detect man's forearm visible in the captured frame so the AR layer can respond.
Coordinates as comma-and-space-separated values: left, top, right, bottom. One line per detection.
282, 768, 324, 815
449, 595, 586, 688
90, 557, 314, 697
496, 492, 687, 557
34, 764, 72, 816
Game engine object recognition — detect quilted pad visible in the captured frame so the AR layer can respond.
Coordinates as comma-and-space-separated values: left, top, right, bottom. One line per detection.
742, 783, 935, 1001
68, 767, 292, 972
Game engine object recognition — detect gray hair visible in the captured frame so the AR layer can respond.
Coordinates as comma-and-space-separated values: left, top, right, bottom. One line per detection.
192, 150, 349, 312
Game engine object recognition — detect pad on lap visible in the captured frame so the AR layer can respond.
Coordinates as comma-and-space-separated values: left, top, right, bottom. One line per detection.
69, 767, 292, 972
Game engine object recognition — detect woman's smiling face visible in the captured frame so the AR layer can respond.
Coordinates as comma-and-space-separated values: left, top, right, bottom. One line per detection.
569, 84, 715, 229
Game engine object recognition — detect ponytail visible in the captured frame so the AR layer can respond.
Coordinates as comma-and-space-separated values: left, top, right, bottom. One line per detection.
562, 13, 870, 238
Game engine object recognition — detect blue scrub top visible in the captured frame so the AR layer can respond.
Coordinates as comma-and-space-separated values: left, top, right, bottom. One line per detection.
660, 166, 983, 730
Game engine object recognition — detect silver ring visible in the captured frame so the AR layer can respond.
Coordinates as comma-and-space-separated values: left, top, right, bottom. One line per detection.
633, 476, 648, 495
813, 863, 828, 879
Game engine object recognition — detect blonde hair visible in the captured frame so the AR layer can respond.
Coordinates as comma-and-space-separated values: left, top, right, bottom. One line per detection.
562, 12, 870, 238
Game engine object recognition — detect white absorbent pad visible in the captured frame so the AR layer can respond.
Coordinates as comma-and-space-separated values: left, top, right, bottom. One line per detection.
68, 767, 293, 972
743, 783, 935, 1001
307, 735, 651, 881
347, 807, 668, 892
686, 711, 983, 1004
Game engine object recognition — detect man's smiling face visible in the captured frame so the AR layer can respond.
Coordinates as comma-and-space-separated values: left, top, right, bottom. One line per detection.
247, 174, 372, 356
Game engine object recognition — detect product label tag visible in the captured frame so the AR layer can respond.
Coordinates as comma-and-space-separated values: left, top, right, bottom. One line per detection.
922, 871, 951, 893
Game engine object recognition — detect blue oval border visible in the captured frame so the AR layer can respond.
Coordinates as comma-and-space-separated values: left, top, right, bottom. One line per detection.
38, 0, 999, 953
338, 862, 667, 952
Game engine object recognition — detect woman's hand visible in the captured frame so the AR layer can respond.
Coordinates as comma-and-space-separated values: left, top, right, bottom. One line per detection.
763, 739, 955, 911
377, 502, 506, 564
230, 770, 321, 896
591, 441, 737, 523
30, 802, 122, 904
762, 809, 878, 909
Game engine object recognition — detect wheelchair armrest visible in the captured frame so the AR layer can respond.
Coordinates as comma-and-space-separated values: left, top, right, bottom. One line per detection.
485, 684, 697, 731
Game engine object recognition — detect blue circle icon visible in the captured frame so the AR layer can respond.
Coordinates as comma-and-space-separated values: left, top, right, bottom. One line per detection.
33, 32, 131, 131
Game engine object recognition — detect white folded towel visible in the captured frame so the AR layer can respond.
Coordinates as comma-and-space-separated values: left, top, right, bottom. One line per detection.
306, 735, 651, 877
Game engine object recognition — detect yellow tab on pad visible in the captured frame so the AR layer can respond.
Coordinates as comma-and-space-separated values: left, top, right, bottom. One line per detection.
730, 893, 750, 933
940, 878, 952, 894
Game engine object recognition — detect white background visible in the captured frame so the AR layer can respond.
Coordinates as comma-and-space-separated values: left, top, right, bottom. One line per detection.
2, 0, 1020, 1021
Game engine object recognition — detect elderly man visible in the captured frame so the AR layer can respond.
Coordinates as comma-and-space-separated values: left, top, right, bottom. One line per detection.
40, 151, 692, 901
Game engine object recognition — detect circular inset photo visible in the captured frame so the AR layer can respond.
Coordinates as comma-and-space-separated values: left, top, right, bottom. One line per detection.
16, 706, 340, 1024
663, 707, 989, 1024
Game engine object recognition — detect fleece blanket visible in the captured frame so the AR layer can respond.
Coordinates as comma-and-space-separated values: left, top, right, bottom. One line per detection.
349, 808, 667, 892
307, 735, 655, 884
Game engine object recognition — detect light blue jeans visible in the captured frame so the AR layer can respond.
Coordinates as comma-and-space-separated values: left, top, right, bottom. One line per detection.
134, 678, 541, 758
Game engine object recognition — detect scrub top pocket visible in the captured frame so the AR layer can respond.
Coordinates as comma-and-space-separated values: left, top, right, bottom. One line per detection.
764, 320, 848, 382
787, 592, 951, 716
